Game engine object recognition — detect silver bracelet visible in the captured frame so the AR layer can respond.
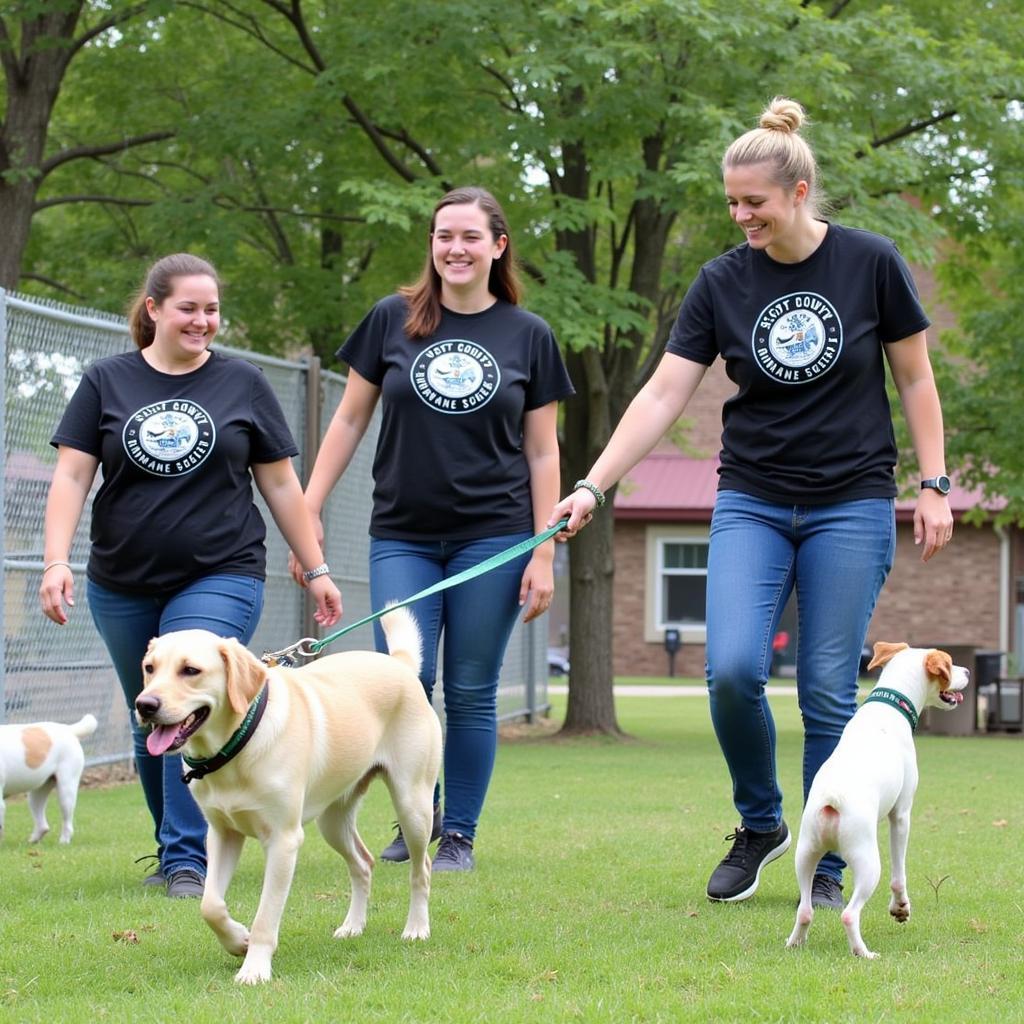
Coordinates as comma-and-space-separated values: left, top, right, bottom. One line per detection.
573, 479, 606, 508
303, 563, 331, 582
43, 560, 73, 574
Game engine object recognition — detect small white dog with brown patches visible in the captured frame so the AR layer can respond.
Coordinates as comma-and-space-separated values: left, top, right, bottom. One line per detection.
0, 713, 97, 844
786, 642, 970, 959
135, 605, 441, 985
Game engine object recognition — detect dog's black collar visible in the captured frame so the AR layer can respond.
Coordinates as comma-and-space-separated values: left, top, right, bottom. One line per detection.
861, 686, 919, 731
181, 683, 269, 785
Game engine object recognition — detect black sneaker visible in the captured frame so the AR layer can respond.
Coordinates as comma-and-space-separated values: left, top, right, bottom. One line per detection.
810, 872, 845, 910
380, 804, 443, 863
706, 822, 791, 902
431, 831, 475, 872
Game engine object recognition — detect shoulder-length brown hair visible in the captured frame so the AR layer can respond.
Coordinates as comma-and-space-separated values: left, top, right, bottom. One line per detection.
399, 187, 522, 340
126, 252, 220, 349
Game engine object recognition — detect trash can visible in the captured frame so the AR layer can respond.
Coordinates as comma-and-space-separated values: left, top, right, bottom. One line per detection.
917, 644, 981, 736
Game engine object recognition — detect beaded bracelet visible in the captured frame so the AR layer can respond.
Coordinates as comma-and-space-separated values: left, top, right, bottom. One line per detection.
303, 563, 331, 582
573, 479, 606, 508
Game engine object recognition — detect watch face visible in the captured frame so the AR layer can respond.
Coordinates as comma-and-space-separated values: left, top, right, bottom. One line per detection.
924, 475, 951, 495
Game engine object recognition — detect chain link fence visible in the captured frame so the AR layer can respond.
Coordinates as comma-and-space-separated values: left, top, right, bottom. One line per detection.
1, 290, 547, 765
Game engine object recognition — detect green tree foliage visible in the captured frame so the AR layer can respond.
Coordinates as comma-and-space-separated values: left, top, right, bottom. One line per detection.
7, 0, 1024, 730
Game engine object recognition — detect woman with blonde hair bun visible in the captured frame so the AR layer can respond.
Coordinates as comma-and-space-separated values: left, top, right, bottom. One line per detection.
552, 97, 951, 910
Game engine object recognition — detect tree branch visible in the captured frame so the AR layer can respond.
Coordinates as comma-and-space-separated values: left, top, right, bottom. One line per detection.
40, 130, 175, 176
862, 109, 958, 154
68, 4, 151, 61
34, 194, 154, 211
18, 271, 86, 300
180, 1, 317, 75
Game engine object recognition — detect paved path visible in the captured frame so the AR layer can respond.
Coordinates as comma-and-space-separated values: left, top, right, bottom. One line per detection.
548, 684, 798, 697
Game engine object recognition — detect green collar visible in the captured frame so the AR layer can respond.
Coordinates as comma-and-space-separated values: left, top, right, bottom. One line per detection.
181, 683, 269, 784
861, 686, 919, 731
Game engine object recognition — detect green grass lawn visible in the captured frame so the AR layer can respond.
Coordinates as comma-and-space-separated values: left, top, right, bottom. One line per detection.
1, 692, 1020, 1023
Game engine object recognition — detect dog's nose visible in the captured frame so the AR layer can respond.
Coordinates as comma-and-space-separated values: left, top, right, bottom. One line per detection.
135, 693, 161, 720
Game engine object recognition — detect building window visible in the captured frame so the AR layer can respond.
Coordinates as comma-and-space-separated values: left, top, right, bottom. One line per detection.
658, 538, 708, 628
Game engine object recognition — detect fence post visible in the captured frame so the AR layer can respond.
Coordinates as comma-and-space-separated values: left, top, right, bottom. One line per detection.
0, 290, 7, 723
301, 354, 322, 642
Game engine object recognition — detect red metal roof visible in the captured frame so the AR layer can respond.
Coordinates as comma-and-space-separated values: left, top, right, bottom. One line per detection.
613, 453, 991, 522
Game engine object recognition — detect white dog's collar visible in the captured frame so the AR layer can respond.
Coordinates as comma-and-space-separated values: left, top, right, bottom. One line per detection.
861, 687, 918, 730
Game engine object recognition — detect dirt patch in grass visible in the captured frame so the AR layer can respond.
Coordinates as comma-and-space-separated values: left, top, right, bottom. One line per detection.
81, 762, 136, 789
498, 716, 562, 742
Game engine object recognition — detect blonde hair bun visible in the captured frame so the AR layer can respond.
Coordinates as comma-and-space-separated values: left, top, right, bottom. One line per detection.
759, 97, 806, 134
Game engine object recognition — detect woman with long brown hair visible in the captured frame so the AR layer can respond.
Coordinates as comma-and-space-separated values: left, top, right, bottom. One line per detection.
294, 187, 573, 871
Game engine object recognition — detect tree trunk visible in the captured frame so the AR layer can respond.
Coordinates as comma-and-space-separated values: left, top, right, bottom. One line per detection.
561, 495, 622, 735
0, 3, 83, 290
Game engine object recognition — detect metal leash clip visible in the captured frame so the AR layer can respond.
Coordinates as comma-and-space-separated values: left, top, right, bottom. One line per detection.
260, 637, 319, 668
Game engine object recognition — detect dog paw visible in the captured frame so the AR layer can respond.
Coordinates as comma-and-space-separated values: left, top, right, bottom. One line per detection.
333, 920, 366, 939
402, 923, 430, 941
889, 899, 911, 923
853, 948, 879, 960
234, 960, 272, 985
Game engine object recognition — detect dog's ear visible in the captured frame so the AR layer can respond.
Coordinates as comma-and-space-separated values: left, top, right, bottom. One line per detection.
868, 641, 909, 671
924, 649, 953, 686
219, 637, 267, 715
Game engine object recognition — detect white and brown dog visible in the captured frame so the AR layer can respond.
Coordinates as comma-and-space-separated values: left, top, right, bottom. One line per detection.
135, 606, 442, 985
786, 642, 970, 958
0, 713, 97, 844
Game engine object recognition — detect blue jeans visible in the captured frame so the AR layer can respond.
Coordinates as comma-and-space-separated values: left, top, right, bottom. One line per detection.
705, 491, 895, 881
88, 574, 264, 877
369, 532, 531, 840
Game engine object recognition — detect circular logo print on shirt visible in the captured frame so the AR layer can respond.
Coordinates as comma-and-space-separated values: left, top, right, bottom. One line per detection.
752, 291, 843, 384
122, 400, 216, 476
410, 340, 500, 414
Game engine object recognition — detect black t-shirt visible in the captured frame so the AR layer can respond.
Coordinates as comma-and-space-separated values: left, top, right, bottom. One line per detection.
666, 223, 930, 504
51, 349, 298, 594
338, 294, 574, 541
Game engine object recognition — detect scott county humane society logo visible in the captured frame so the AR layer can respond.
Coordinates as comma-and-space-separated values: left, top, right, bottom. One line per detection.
410, 339, 500, 414
122, 400, 216, 476
752, 291, 843, 384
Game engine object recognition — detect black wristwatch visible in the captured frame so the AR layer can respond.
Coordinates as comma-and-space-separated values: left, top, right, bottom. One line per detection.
920, 475, 951, 496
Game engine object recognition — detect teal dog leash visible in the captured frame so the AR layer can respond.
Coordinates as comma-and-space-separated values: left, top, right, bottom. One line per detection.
263, 518, 570, 665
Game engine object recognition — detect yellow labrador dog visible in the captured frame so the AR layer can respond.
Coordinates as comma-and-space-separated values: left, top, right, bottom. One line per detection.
135, 606, 441, 985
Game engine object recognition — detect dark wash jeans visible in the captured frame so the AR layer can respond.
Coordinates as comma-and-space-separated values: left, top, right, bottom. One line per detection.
88, 573, 264, 878
369, 531, 531, 840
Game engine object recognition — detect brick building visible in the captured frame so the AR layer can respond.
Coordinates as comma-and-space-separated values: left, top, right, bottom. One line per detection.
598, 359, 1020, 679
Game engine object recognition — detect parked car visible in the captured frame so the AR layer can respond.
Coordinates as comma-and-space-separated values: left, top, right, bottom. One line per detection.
548, 647, 570, 677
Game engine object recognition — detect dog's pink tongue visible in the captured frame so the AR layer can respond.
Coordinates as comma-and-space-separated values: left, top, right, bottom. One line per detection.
146, 725, 179, 756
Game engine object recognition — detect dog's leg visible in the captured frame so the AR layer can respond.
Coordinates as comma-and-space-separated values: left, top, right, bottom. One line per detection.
840, 834, 882, 959
0, 789, 6, 842
887, 804, 912, 924
317, 798, 374, 939
786, 830, 821, 950
201, 826, 249, 958
391, 783, 433, 941
26, 777, 56, 844
54, 765, 83, 844
233, 826, 304, 985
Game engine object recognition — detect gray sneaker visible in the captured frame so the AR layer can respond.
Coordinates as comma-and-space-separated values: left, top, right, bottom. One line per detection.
431, 831, 475, 872
166, 868, 205, 899
810, 873, 845, 910
380, 804, 443, 863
